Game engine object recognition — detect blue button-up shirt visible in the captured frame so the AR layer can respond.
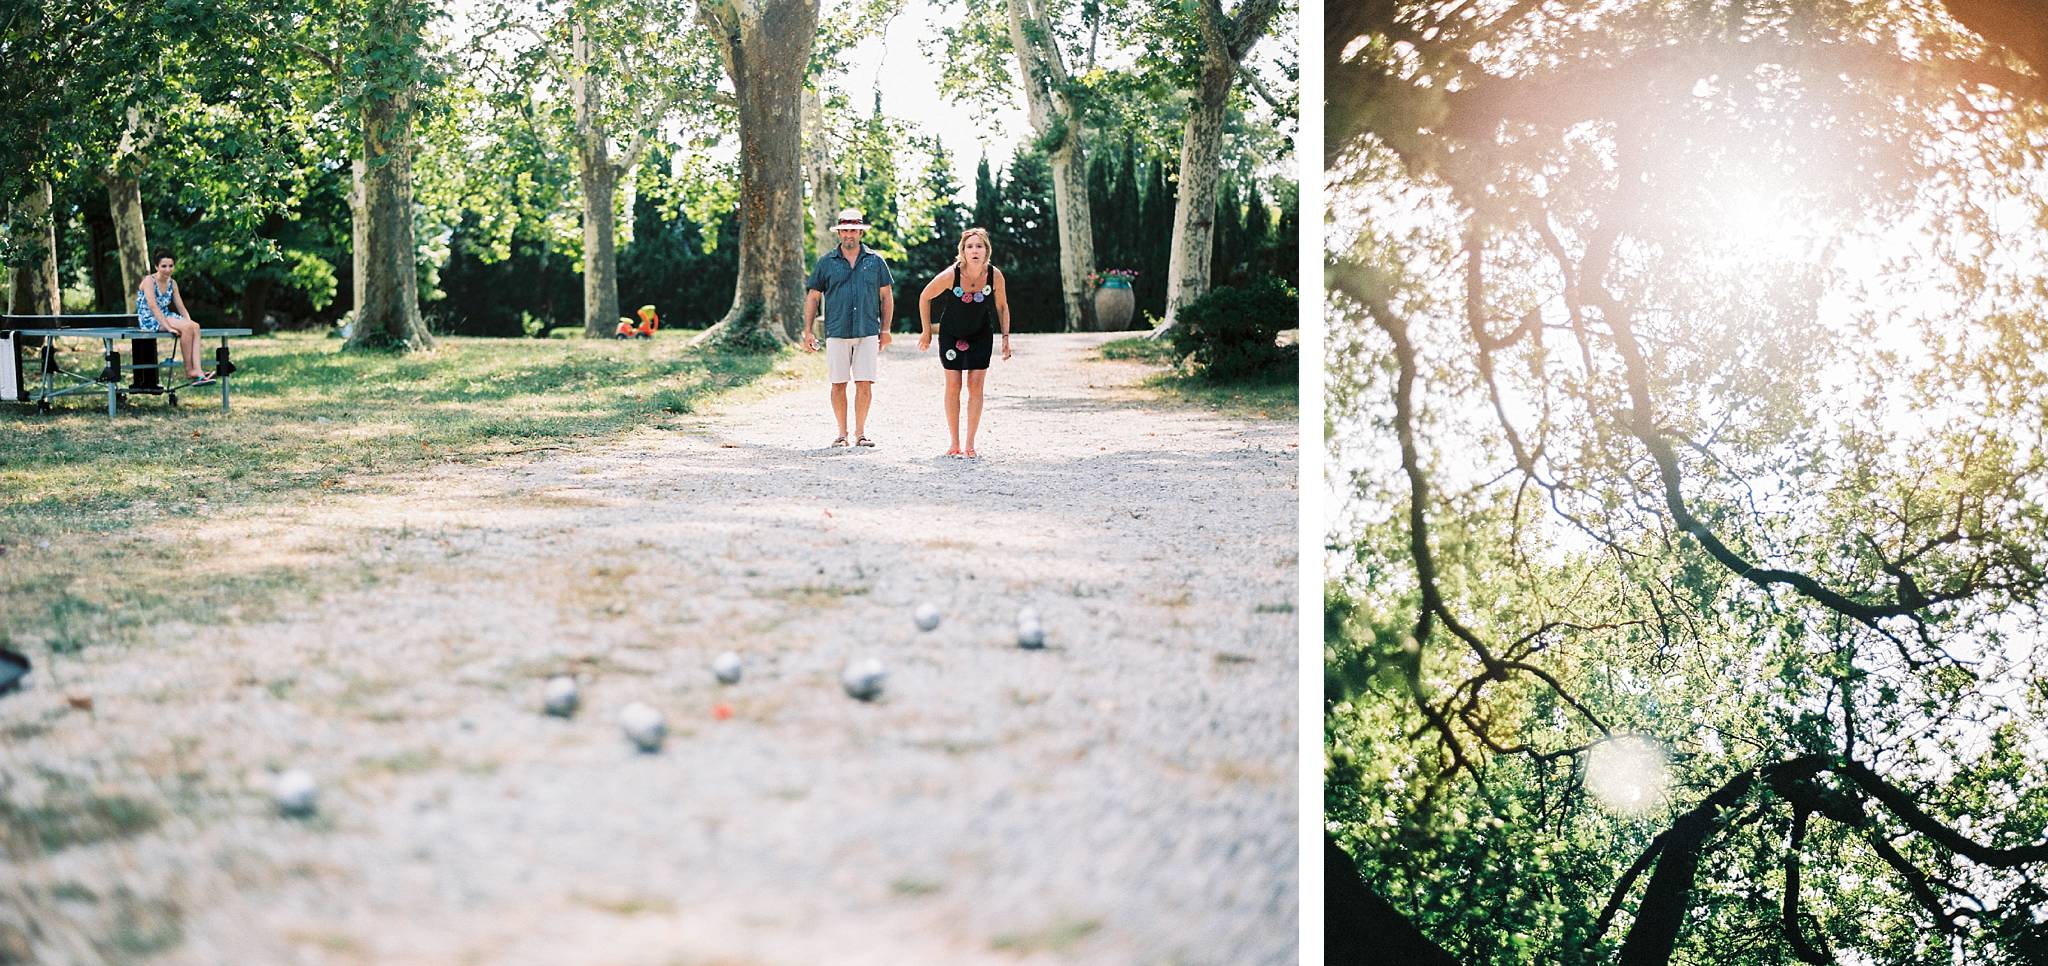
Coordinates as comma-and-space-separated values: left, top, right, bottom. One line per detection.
807, 246, 894, 339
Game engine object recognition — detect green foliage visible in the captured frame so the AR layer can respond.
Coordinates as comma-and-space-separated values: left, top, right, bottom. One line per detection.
1167, 275, 1295, 381
1328, 3, 2048, 964
433, 149, 740, 336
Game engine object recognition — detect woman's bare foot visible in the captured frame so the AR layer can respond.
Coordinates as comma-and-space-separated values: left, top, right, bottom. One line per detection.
946, 445, 963, 456
963, 447, 978, 458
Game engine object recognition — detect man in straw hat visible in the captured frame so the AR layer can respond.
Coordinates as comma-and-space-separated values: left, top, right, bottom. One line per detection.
802, 208, 895, 448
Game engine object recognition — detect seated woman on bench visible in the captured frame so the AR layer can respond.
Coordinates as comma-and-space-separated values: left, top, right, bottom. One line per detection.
136, 251, 214, 384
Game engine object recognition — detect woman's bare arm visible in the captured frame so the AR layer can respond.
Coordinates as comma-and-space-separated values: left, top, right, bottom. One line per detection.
993, 268, 1012, 358
918, 270, 952, 339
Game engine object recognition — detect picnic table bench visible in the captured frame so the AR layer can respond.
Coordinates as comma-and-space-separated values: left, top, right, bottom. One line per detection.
1, 314, 250, 416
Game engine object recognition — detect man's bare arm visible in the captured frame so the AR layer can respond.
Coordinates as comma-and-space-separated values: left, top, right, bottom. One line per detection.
802, 290, 822, 350
878, 285, 894, 345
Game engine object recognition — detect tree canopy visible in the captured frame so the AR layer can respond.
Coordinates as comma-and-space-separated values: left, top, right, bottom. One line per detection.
4, 0, 1295, 344
1327, 2, 2048, 964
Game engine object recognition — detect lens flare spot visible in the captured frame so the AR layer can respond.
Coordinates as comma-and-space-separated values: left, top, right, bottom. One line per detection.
1585, 736, 1669, 815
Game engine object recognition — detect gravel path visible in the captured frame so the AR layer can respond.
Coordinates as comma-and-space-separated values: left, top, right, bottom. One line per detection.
0, 333, 1298, 965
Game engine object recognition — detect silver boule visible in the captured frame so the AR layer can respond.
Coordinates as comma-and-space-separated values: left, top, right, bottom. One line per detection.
273, 769, 318, 817
1016, 606, 1041, 628
712, 651, 743, 684
618, 701, 666, 752
841, 659, 887, 701
541, 675, 579, 717
1017, 621, 1046, 650
913, 602, 942, 632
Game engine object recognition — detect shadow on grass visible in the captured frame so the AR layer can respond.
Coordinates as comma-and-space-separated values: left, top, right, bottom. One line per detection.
0, 334, 780, 523
0, 333, 781, 658
1095, 337, 1296, 421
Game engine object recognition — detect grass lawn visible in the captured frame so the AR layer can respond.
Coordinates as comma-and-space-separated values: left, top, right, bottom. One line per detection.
1097, 336, 1297, 421
0, 331, 791, 653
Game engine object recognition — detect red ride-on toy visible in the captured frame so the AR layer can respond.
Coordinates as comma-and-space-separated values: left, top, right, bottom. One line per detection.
615, 305, 660, 339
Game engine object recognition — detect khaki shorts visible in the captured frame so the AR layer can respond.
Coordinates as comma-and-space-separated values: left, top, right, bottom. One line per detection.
825, 336, 879, 384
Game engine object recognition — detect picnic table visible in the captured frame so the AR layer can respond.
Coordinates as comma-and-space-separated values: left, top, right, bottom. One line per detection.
1, 313, 251, 416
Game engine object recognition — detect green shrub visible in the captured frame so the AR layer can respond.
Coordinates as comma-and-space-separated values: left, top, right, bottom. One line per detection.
1167, 276, 1297, 381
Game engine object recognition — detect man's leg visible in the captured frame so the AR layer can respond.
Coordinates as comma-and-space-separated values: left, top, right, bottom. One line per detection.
850, 335, 878, 443
831, 382, 849, 439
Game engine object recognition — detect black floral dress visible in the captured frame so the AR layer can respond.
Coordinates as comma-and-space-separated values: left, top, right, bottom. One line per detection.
937, 263, 997, 371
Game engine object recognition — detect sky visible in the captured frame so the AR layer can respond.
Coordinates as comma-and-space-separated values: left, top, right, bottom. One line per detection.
831, 1, 1031, 203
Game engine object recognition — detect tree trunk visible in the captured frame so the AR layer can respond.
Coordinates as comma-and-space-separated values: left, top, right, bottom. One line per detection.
573, 15, 622, 339
694, 0, 817, 350
101, 106, 153, 304
1324, 834, 1461, 966
1153, 0, 1281, 339
240, 275, 274, 330
579, 160, 620, 338
351, 158, 367, 320
1160, 64, 1230, 335
83, 195, 121, 311
103, 173, 150, 305
1007, 0, 1097, 332
1939, 0, 2048, 81
346, 0, 434, 352
348, 92, 431, 350
1616, 817, 1715, 966
804, 85, 838, 259
8, 179, 60, 316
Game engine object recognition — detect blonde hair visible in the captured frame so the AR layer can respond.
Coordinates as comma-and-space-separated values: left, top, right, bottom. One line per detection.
956, 227, 993, 262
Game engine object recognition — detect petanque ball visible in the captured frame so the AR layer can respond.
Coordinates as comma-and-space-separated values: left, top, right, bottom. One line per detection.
841, 659, 887, 701
618, 702, 666, 752
542, 676, 579, 717
1017, 622, 1046, 650
712, 651, 743, 685
914, 603, 942, 632
274, 769, 318, 817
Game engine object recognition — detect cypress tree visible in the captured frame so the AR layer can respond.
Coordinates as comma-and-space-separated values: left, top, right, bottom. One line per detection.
1088, 150, 1114, 263
1212, 176, 1243, 287
1108, 135, 1141, 272
972, 156, 1001, 235
1002, 148, 1063, 330
1243, 181, 1271, 284
904, 142, 970, 325
1271, 181, 1299, 286
1138, 156, 1174, 320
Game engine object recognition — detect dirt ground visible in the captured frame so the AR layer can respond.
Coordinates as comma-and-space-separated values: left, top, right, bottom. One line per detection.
0, 333, 1299, 965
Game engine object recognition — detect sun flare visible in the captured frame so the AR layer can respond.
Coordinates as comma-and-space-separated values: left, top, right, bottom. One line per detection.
1584, 736, 1670, 815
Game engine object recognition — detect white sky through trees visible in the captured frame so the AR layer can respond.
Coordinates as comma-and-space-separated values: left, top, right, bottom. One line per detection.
836, 1, 1029, 203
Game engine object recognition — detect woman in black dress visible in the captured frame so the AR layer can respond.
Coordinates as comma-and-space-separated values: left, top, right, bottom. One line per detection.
917, 227, 1012, 457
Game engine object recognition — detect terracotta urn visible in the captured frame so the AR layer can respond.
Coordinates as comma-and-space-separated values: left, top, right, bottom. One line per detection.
1093, 277, 1136, 331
